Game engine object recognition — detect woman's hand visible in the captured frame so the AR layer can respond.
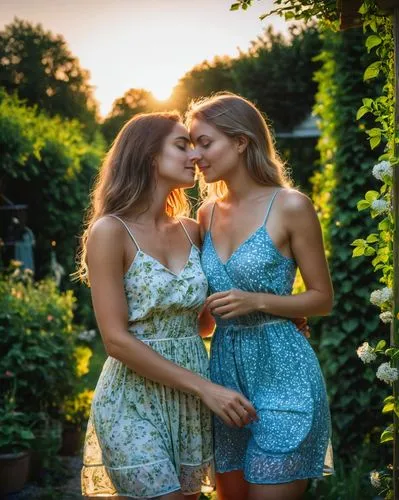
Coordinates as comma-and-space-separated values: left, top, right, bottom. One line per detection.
198, 380, 258, 428
292, 317, 311, 338
205, 289, 260, 319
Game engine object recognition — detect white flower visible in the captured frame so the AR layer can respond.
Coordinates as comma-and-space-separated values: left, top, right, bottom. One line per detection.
376, 362, 399, 384
356, 342, 377, 363
372, 160, 393, 181
371, 199, 389, 214
370, 470, 381, 488
78, 329, 97, 342
380, 311, 393, 324
370, 287, 393, 307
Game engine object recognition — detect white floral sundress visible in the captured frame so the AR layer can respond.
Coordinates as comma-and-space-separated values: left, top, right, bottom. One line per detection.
81, 216, 214, 498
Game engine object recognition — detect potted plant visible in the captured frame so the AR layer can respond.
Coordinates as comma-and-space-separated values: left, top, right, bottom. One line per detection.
60, 389, 94, 456
0, 402, 35, 496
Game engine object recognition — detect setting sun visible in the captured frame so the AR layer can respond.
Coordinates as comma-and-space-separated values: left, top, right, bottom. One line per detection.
1, 0, 289, 117
150, 86, 173, 102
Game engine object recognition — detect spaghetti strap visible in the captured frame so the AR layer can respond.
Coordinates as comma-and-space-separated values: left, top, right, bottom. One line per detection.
262, 188, 282, 226
208, 202, 217, 232
177, 219, 194, 246
108, 214, 141, 251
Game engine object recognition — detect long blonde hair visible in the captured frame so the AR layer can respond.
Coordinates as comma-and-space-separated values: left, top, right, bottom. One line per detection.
186, 92, 291, 202
76, 112, 190, 282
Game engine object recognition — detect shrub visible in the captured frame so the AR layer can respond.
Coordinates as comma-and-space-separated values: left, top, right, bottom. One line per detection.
0, 262, 78, 417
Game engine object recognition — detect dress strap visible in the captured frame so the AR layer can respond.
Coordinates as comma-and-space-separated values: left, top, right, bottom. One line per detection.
177, 219, 194, 246
208, 202, 217, 232
262, 188, 282, 226
108, 215, 141, 251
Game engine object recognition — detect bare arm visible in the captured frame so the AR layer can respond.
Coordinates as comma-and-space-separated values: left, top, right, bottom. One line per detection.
87, 217, 256, 426
206, 192, 333, 319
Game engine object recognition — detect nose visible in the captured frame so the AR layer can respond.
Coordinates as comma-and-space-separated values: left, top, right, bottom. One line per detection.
188, 147, 202, 162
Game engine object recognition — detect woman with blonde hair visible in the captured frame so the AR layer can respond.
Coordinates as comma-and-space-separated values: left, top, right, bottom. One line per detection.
78, 111, 257, 499
187, 93, 334, 500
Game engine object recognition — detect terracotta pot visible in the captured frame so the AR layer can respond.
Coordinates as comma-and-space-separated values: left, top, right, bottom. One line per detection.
0, 450, 30, 495
60, 426, 83, 456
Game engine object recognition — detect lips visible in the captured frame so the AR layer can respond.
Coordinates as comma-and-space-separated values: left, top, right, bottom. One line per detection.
197, 165, 210, 172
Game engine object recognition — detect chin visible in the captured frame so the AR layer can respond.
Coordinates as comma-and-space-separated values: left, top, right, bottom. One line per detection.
177, 179, 195, 189
203, 173, 221, 184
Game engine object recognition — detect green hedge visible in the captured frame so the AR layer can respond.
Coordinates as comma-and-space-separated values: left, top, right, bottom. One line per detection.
311, 28, 389, 459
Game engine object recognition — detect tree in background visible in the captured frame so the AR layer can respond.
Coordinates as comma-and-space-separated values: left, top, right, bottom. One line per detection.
169, 56, 236, 112
0, 18, 98, 137
101, 88, 158, 145
0, 90, 104, 288
232, 24, 321, 132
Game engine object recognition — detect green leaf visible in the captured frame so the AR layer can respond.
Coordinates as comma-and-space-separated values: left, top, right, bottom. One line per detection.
351, 239, 366, 246
358, 3, 368, 14
383, 395, 395, 404
370, 136, 381, 149
357, 200, 370, 211
379, 218, 390, 230
364, 61, 382, 81
382, 402, 394, 413
366, 35, 382, 52
230, 3, 240, 10
381, 429, 393, 443
356, 106, 370, 120
375, 340, 387, 351
367, 128, 382, 137
352, 247, 364, 257
362, 98, 373, 107
365, 191, 379, 202
364, 247, 375, 256
366, 234, 378, 243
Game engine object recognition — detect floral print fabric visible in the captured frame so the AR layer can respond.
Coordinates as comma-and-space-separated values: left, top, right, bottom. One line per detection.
81, 243, 214, 498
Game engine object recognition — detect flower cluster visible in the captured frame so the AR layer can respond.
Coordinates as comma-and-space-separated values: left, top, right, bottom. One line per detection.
379, 311, 393, 324
370, 287, 393, 307
376, 362, 399, 384
372, 160, 393, 181
370, 470, 381, 488
371, 199, 389, 214
357, 342, 377, 364
77, 329, 97, 343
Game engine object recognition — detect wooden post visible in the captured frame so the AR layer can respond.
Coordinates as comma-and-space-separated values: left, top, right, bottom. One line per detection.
392, 7, 399, 499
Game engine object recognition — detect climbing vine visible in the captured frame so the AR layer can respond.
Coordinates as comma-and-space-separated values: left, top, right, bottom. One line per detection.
352, 1, 396, 497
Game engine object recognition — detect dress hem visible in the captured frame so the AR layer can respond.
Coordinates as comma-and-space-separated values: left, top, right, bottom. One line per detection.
215, 466, 330, 484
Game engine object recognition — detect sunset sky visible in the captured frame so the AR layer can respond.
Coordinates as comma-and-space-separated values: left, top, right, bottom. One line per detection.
1, 0, 290, 117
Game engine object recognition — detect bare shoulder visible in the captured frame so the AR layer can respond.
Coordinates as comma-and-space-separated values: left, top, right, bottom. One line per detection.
89, 215, 126, 244
87, 216, 127, 262
278, 189, 316, 216
179, 216, 201, 247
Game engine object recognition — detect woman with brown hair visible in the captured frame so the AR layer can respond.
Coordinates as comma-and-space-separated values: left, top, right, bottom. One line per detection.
78, 111, 257, 499
187, 93, 334, 500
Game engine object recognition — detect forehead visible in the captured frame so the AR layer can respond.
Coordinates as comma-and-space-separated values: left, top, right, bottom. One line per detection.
189, 118, 220, 140
168, 122, 189, 140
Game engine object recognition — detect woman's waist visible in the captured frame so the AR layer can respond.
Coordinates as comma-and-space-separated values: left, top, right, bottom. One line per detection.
214, 313, 291, 330
127, 311, 199, 341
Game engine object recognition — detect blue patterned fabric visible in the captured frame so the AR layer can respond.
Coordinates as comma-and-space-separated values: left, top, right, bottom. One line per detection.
201, 194, 333, 484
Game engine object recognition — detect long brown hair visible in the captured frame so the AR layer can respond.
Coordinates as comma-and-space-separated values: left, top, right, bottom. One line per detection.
186, 92, 291, 202
76, 111, 190, 282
